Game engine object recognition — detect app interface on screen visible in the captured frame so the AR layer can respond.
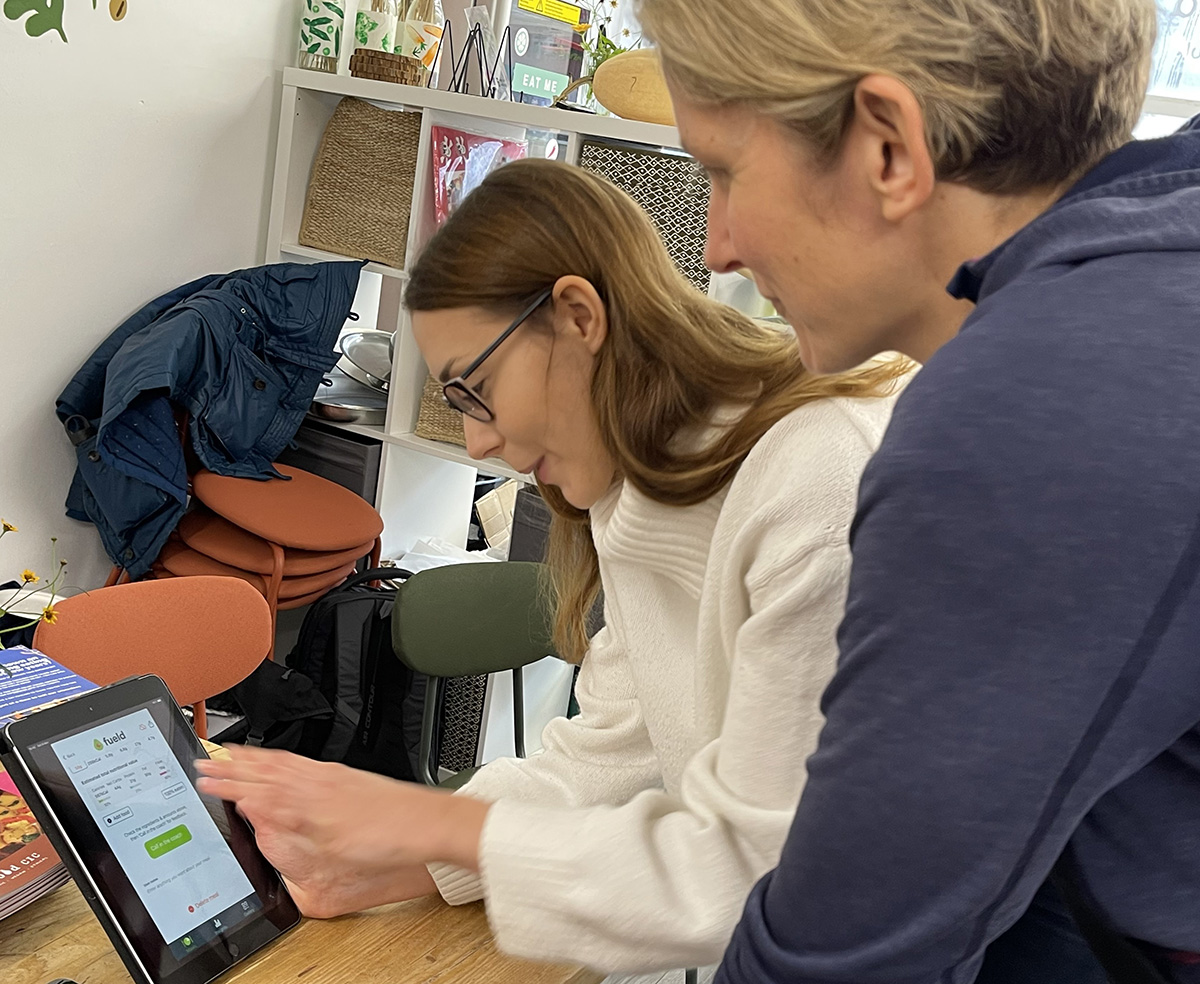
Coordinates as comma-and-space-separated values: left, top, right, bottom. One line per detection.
51, 707, 259, 953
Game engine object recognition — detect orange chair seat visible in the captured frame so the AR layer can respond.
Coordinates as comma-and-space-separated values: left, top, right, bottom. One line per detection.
151, 570, 335, 612
156, 541, 355, 600
191, 464, 384, 553
177, 506, 373, 577
32, 577, 271, 710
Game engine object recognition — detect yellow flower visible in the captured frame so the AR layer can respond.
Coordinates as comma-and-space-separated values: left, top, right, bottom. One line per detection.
21, 570, 39, 584
1, 520, 16, 533
41, 604, 59, 625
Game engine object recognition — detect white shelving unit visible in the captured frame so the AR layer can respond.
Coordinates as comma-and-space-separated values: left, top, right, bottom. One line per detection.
263, 68, 685, 555
280, 241, 408, 280
1142, 92, 1200, 119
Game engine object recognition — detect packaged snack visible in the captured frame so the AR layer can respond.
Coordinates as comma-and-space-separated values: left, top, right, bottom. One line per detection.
431, 126, 527, 226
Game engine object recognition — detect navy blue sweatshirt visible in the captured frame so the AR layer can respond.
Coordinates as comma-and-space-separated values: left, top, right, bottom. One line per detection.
716, 117, 1200, 984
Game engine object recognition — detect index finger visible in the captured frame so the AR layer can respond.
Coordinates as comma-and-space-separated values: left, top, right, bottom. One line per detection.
194, 774, 267, 805
194, 752, 278, 785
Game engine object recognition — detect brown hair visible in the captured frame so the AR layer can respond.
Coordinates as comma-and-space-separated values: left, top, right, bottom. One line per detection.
639, 0, 1156, 194
406, 159, 909, 661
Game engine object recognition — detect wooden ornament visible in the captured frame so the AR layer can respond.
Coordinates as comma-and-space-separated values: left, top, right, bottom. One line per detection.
591, 48, 675, 127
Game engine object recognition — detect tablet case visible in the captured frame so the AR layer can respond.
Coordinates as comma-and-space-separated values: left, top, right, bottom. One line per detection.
0, 676, 298, 984
1, 725, 161, 984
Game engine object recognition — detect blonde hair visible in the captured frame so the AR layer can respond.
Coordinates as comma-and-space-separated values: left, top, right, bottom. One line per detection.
405, 160, 910, 661
639, 0, 1156, 194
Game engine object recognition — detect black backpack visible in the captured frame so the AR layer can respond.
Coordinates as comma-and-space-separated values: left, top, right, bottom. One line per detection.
227, 567, 425, 782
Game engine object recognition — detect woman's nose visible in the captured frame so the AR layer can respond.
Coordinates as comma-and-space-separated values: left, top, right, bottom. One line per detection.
463, 415, 503, 462
703, 190, 743, 275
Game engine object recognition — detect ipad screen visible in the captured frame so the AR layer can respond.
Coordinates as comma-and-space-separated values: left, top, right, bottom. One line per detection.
52, 706, 261, 960
9, 679, 298, 984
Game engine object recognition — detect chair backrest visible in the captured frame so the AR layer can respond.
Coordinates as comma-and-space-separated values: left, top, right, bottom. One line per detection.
33, 576, 272, 706
391, 561, 557, 678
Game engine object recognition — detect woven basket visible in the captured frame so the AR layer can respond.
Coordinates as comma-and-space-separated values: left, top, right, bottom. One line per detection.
298, 97, 421, 269
349, 48, 428, 87
413, 374, 466, 447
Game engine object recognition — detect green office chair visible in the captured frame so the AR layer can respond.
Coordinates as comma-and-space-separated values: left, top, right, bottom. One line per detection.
391, 561, 558, 789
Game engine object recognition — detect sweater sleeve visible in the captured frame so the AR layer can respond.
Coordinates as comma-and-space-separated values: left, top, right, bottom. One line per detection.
429, 621, 663, 904
473, 517, 852, 972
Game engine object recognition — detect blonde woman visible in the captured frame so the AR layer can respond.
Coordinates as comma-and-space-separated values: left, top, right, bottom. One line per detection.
197, 160, 913, 973
638, 0, 1200, 982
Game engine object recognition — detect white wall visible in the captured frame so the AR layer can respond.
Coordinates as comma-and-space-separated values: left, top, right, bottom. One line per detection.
0, 2, 299, 591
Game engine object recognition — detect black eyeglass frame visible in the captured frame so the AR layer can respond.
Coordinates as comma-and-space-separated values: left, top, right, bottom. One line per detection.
440, 287, 554, 422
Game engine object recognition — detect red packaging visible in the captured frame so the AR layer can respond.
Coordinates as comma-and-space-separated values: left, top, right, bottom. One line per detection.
431, 125, 527, 226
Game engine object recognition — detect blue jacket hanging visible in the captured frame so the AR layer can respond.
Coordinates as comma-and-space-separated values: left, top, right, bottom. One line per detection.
57, 260, 365, 578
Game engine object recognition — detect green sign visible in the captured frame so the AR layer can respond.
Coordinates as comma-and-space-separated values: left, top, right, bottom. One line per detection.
512, 62, 570, 99
145, 825, 192, 859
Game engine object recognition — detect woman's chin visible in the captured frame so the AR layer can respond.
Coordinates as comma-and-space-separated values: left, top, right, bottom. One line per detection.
559, 485, 588, 510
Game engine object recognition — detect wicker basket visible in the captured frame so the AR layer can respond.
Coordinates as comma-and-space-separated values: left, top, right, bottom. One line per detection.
349, 48, 428, 87
298, 97, 421, 269
413, 374, 466, 447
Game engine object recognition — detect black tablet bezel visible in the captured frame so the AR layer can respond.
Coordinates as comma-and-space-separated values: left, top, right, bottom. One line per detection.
1, 674, 299, 984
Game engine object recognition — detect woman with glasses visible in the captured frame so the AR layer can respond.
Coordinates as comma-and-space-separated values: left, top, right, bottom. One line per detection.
196, 159, 911, 974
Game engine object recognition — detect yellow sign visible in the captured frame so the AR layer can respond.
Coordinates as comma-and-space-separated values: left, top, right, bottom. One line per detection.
517, 0, 585, 29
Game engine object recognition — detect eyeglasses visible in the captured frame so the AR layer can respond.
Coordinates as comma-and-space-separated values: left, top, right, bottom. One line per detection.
440, 287, 553, 422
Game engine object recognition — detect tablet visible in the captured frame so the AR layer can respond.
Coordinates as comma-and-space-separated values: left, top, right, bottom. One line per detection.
0, 674, 299, 984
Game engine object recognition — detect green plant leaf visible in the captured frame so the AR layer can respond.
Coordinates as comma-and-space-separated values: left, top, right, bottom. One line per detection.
308, 41, 322, 52
308, 15, 332, 26
334, 26, 341, 51
3, 0, 68, 42
311, 26, 329, 40
324, 0, 344, 16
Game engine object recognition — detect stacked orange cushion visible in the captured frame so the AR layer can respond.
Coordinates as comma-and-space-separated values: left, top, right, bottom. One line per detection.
152, 464, 385, 655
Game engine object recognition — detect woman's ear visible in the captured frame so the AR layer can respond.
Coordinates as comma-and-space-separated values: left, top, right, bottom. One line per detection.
847, 74, 936, 224
551, 275, 608, 355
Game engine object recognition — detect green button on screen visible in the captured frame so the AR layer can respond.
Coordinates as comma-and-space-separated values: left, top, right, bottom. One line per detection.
144, 824, 192, 858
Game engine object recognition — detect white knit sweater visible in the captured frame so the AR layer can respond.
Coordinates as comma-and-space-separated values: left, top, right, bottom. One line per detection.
429, 389, 905, 972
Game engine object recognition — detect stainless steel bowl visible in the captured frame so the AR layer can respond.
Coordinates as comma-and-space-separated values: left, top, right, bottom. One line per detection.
339, 330, 394, 390
310, 368, 388, 425
336, 353, 388, 393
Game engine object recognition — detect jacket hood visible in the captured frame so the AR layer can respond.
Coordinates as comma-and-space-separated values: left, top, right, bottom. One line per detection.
950, 115, 1200, 304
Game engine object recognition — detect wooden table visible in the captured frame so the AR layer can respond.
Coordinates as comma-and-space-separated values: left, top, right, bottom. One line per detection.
1, 744, 602, 984
1, 883, 603, 984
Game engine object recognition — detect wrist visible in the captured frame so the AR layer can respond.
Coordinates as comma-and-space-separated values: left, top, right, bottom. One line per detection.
429, 791, 490, 872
